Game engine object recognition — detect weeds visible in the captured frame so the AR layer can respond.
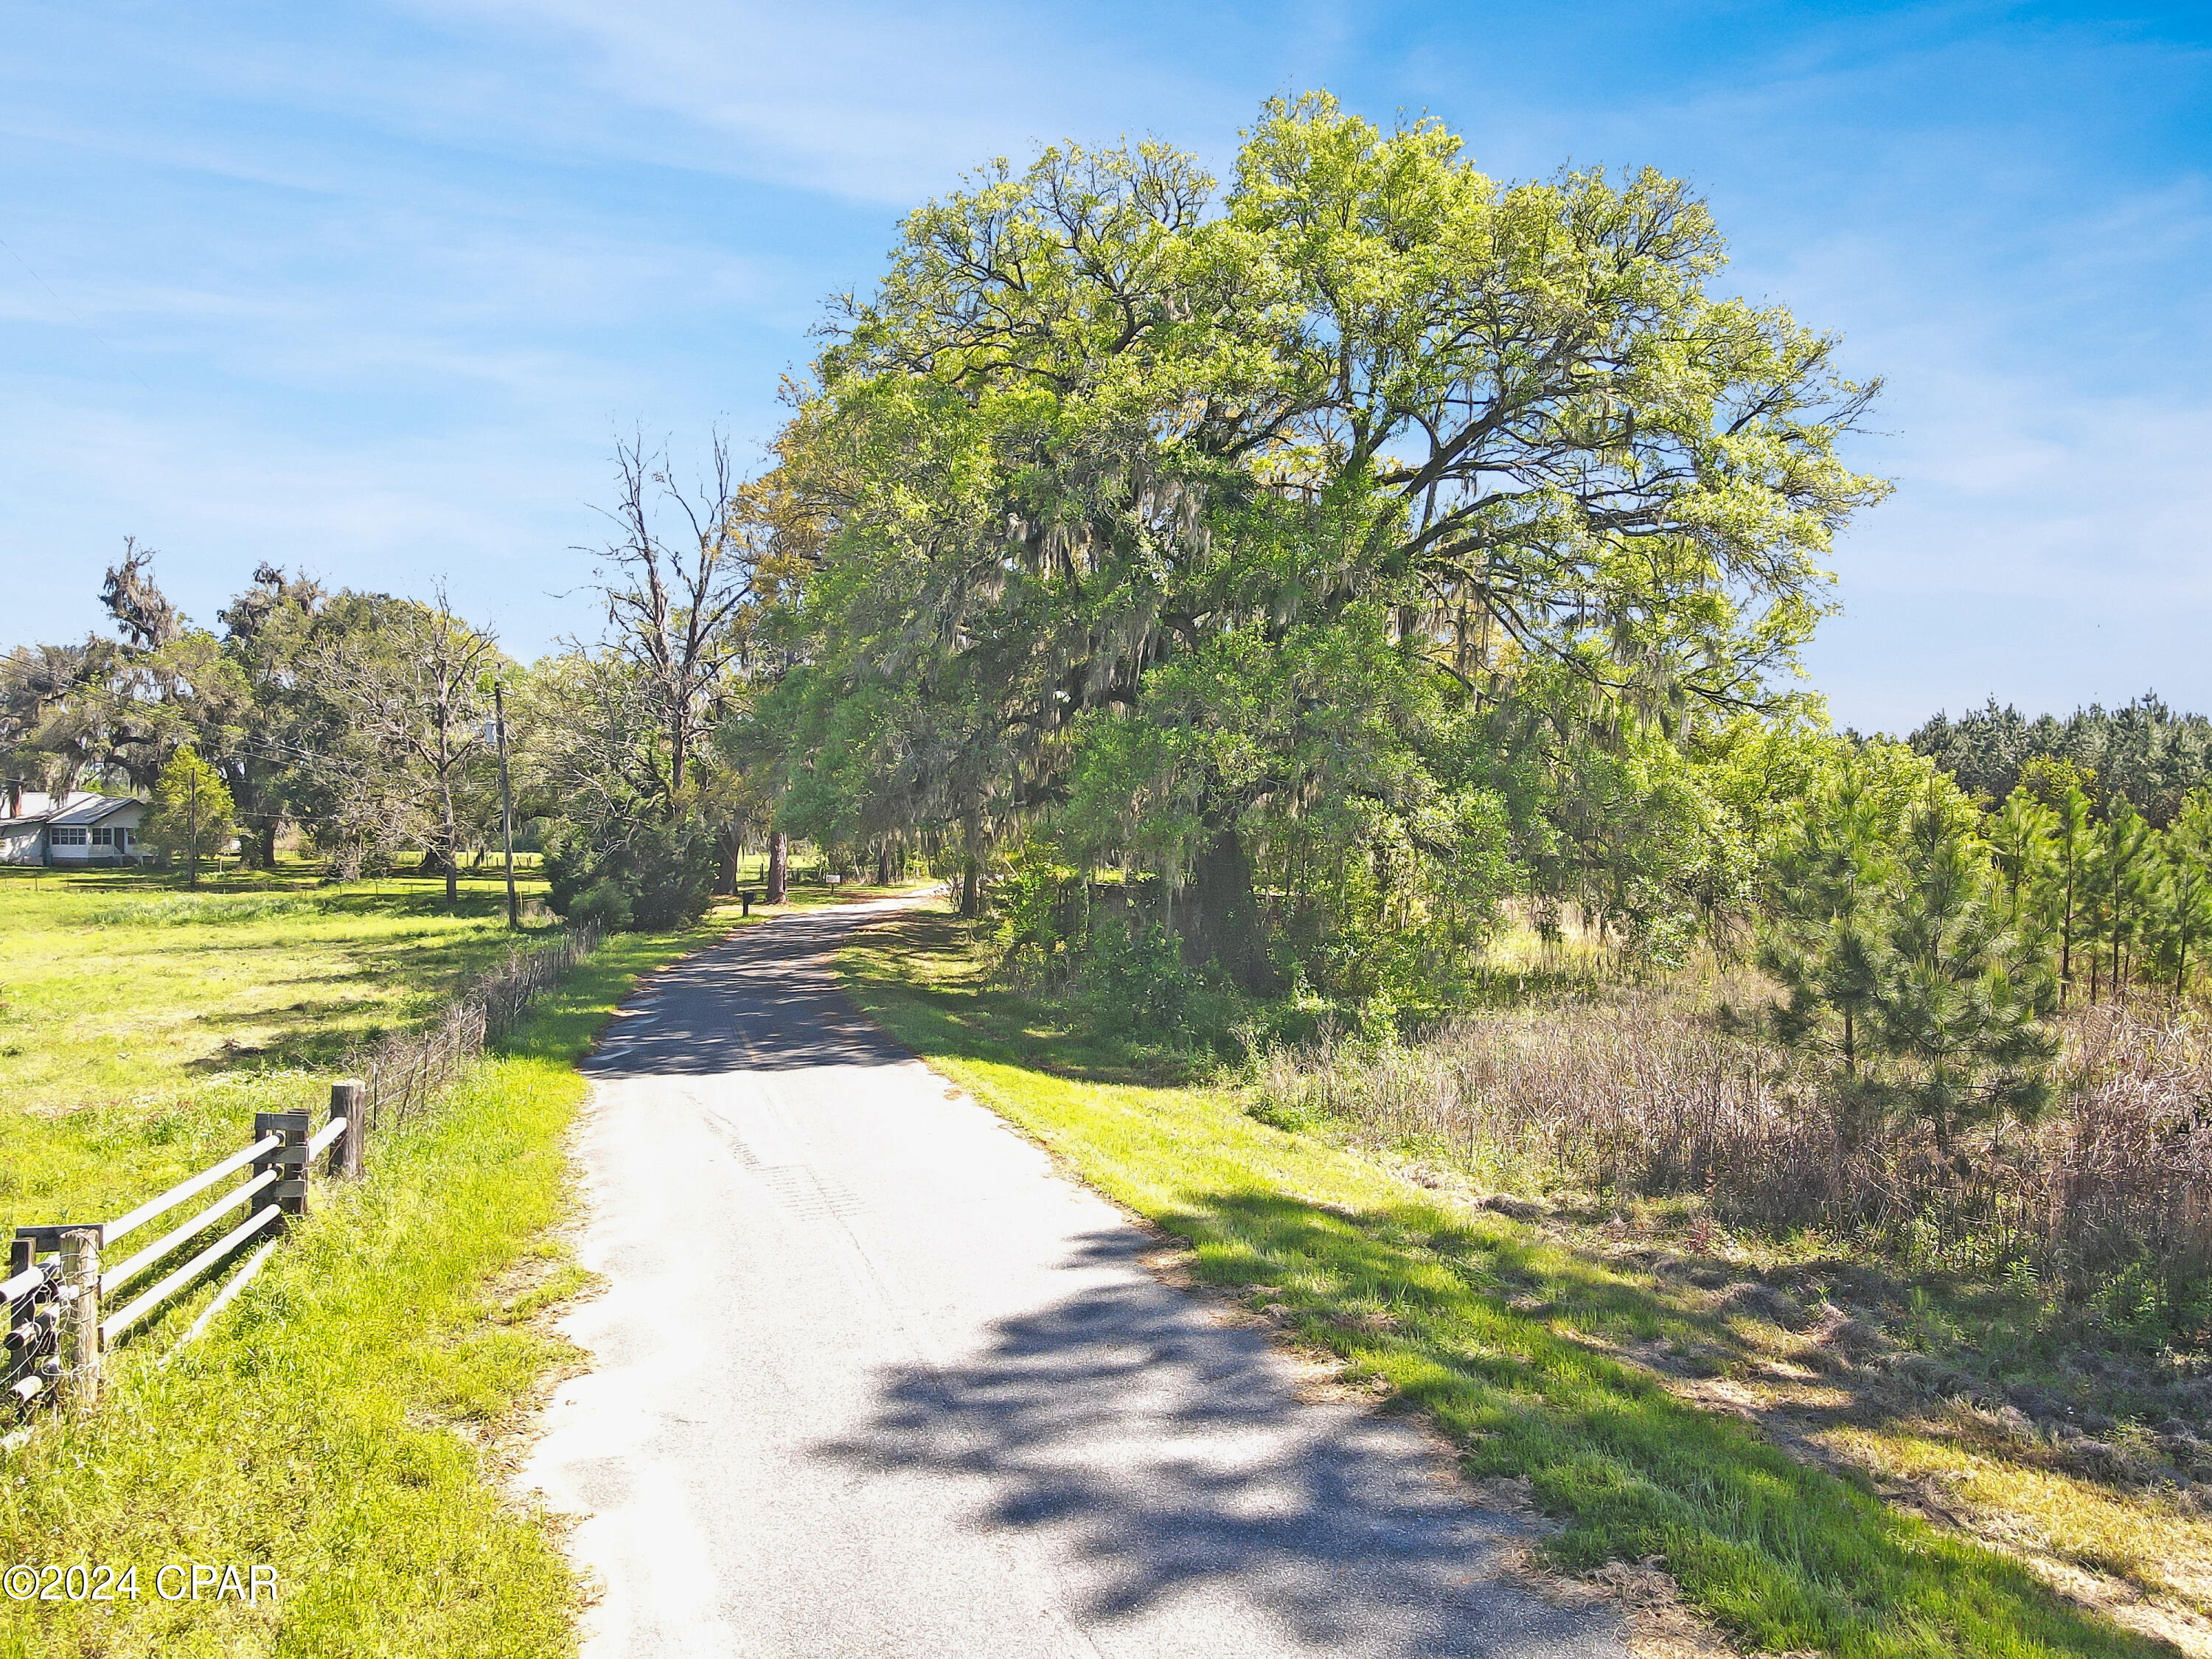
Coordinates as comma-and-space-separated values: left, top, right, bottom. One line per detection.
1250, 985, 2212, 1340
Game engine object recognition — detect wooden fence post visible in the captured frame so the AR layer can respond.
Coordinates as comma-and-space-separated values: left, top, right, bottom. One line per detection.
254, 1111, 310, 1230
328, 1080, 366, 1180
9, 1231, 55, 1406
58, 1228, 99, 1410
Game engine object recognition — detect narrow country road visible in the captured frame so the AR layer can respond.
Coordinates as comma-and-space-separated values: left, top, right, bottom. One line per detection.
522, 898, 1630, 1659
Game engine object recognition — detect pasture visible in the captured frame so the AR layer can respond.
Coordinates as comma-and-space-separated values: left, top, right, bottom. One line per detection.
0, 863, 557, 1237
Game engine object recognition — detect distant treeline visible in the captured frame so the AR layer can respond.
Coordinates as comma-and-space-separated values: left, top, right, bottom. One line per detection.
1906, 695, 2212, 826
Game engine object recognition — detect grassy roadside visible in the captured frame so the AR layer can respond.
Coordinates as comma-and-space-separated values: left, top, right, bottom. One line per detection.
0, 862, 883, 1231
838, 905, 2168, 1659
0, 919, 721, 1658
0, 874, 932, 1657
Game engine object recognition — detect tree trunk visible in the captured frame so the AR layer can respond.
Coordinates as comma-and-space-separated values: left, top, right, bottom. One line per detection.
1189, 827, 1275, 994
260, 820, 279, 870
766, 832, 789, 905
959, 806, 983, 919
874, 846, 891, 886
2059, 863, 2075, 1004
715, 838, 739, 897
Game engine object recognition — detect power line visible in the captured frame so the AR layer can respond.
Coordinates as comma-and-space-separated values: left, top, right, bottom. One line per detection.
0, 232, 156, 397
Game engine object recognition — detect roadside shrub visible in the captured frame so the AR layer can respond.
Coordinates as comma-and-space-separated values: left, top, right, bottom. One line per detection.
546, 821, 712, 931
567, 879, 634, 932
542, 831, 594, 917
1073, 921, 1204, 1035
993, 841, 1082, 975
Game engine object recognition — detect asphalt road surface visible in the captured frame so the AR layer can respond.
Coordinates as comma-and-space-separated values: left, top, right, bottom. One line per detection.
522, 897, 1630, 1658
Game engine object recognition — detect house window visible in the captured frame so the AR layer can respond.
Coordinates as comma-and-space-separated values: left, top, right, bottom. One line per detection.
52, 827, 88, 845
92, 828, 111, 846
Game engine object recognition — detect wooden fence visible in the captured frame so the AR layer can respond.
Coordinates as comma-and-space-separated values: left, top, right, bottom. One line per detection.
2, 922, 601, 1422
352, 922, 599, 1135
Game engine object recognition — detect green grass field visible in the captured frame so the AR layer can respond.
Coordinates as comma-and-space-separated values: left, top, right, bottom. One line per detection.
0, 916, 722, 1658
0, 861, 564, 1237
838, 906, 2174, 1659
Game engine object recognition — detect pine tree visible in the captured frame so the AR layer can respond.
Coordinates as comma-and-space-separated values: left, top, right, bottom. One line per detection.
1861, 796, 2058, 1161
1986, 786, 2055, 927
1760, 770, 1893, 1091
2084, 799, 2156, 1002
2041, 782, 2095, 1005
2150, 791, 2212, 996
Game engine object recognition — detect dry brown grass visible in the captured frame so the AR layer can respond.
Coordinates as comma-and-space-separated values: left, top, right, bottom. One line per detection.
1252, 984, 2212, 1307
1248, 980, 2212, 1651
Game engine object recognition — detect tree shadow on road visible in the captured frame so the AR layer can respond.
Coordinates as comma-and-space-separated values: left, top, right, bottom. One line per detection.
832, 907, 2171, 1659
812, 1225, 1611, 1658
584, 905, 919, 1078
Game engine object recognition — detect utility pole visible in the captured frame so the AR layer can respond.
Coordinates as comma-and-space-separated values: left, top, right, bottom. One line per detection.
494, 677, 518, 931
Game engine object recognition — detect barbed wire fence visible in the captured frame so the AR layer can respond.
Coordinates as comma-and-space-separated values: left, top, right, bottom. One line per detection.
352, 922, 603, 1135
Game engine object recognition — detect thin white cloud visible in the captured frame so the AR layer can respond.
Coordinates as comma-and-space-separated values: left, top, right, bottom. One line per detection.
4, 0, 2207, 732
403, 0, 1251, 204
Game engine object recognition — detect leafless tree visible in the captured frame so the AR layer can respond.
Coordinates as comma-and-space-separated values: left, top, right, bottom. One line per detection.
309, 585, 501, 904
582, 430, 759, 812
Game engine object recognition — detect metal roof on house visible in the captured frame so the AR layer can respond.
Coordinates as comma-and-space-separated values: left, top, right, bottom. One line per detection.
47, 794, 144, 827
0, 792, 145, 831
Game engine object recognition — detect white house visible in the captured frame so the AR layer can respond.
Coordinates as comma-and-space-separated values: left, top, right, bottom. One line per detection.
0, 787, 151, 867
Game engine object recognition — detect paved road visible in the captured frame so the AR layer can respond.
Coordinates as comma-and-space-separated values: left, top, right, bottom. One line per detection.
522, 898, 1629, 1659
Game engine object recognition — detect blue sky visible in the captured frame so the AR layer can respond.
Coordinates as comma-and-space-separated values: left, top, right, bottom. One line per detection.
2, 1, 2205, 731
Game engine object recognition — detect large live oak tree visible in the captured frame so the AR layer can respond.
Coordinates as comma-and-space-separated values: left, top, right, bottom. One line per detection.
745, 97, 1885, 982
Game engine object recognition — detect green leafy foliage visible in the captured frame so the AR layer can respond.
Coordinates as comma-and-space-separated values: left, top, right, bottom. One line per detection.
544, 819, 713, 932
142, 746, 237, 875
